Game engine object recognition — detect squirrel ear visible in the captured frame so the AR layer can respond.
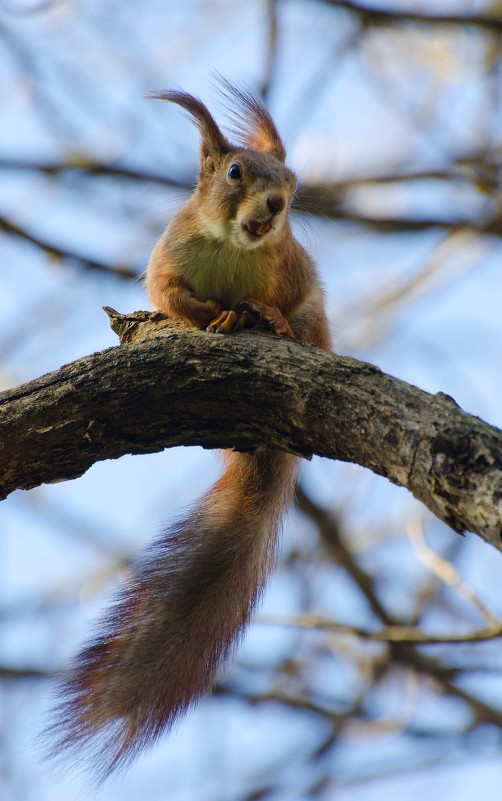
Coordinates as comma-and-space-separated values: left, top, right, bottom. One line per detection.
149, 90, 231, 163
215, 77, 287, 163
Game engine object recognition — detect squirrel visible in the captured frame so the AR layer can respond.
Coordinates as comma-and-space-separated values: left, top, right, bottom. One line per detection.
50, 79, 331, 779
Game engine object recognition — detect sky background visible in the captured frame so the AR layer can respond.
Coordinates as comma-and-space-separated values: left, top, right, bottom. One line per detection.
1, 0, 502, 799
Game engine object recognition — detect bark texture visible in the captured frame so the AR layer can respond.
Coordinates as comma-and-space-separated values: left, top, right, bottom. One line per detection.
1, 309, 501, 549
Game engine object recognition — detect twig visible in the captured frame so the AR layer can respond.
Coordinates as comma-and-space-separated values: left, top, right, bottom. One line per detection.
407, 517, 499, 626
257, 613, 502, 644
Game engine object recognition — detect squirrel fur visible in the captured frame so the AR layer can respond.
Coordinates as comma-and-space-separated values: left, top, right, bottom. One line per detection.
51, 79, 330, 779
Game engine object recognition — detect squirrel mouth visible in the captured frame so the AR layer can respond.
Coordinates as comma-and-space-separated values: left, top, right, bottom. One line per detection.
242, 220, 272, 240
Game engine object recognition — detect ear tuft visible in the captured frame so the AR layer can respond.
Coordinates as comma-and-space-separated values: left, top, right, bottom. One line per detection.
149, 90, 231, 158
213, 76, 287, 163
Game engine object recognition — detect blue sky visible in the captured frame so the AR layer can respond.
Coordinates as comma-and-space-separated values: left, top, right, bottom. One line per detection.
1, 1, 502, 799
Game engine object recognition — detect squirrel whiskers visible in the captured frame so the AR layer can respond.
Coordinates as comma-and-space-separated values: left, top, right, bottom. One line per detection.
49, 78, 330, 780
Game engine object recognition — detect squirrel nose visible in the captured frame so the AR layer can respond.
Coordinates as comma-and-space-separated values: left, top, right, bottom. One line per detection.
267, 194, 286, 216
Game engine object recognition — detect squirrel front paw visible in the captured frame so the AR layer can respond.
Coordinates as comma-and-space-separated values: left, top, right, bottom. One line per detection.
207, 306, 258, 335
207, 300, 295, 338
236, 299, 295, 339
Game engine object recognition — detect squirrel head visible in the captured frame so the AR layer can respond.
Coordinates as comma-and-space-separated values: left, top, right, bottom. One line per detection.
150, 79, 297, 251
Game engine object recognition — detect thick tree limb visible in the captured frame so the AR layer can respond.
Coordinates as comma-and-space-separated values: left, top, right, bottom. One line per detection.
0, 310, 500, 550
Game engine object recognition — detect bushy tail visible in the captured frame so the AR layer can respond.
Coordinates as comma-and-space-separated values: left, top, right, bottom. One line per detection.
49, 449, 298, 780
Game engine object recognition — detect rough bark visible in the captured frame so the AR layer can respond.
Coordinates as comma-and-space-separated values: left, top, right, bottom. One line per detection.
1, 309, 500, 549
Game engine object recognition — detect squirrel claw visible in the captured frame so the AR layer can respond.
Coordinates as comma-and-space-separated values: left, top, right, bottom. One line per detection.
207, 309, 239, 334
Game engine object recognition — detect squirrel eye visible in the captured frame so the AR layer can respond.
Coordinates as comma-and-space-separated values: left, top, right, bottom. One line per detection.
227, 163, 242, 180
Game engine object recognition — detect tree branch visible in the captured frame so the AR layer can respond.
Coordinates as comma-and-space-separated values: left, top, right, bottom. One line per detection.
0, 310, 500, 550
0, 215, 138, 278
2, 158, 501, 239
314, 0, 502, 33
258, 614, 502, 645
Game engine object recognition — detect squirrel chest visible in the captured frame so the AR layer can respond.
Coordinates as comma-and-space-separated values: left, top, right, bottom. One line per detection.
170, 233, 280, 309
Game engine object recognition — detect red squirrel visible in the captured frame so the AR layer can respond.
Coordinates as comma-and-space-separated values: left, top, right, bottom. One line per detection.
51, 79, 330, 779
